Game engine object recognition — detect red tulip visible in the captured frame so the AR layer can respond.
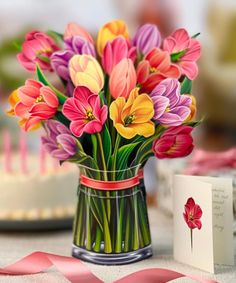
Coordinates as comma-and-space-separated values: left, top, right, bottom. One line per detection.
152, 125, 194, 159
137, 48, 181, 93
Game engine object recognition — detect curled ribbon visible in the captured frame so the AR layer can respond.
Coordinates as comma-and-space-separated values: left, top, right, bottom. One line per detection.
0, 251, 218, 283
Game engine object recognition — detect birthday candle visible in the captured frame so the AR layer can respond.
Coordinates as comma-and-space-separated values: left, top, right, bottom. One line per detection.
19, 129, 27, 174
3, 130, 12, 173
39, 141, 46, 175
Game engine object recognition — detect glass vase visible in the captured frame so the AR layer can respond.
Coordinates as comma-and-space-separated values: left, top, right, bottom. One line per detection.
72, 165, 152, 265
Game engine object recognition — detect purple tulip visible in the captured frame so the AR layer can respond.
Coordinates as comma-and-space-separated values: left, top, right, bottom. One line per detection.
51, 50, 74, 81
65, 35, 96, 57
41, 120, 77, 160
133, 23, 161, 55
150, 79, 191, 126
51, 35, 95, 85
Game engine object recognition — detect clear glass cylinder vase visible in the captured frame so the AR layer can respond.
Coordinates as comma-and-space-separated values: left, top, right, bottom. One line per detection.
72, 165, 152, 265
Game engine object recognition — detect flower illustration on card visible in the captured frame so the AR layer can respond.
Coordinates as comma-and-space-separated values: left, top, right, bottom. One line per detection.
183, 197, 203, 251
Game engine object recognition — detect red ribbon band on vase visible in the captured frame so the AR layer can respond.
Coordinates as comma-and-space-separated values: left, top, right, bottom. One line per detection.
80, 174, 140, 190
0, 251, 218, 283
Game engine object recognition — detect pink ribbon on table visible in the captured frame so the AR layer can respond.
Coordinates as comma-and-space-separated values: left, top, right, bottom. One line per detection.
185, 147, 236, 175
0, 251, 218, 283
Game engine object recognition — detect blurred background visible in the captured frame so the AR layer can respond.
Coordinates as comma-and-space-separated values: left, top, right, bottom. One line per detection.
0, 0, 236, 227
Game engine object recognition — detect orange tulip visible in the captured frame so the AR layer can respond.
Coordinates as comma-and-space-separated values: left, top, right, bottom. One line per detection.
110, 88, 155, 139
64, 22, 94, 44
6, 90, 20, 116
69, 54, 104, 93
97, 20, 129, 56
109, 58, 137, 99
185, 95, 197, 122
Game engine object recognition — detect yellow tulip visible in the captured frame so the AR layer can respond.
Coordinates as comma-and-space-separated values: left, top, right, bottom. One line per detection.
69, 54, 104, 93
97, 19, 129, 56
110, 88, 155, 139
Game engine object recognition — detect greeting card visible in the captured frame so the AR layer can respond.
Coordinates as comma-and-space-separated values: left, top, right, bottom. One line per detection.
173, 175, 234, 273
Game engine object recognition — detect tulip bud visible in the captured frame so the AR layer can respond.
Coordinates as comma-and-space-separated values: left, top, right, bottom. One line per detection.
64, 22, 94, 44
133, 24, 161, 55
152, 126, 194, 159
69, 54, 104, 93
97, 20, 129, 56
109, 58, 137, 99
102, 37, 135, 75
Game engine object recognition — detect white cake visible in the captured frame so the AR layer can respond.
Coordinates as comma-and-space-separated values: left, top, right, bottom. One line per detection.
0, 155, 78, 221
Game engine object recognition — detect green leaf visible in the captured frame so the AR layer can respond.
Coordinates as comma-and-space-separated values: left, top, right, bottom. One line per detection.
37, 54, 50, 63
181, 77, 192, 94
192, 32, 200, 39
116, 142, 140, 170
99, 90, 107, 105
184, 117, 204, 128
101, 125, 112, 165
47, 30, 63, 44
12, 40, 22, 52
131, 126, 164, 166
67, 150, 99, 176
36, 64, 67, 104
171, 49, 187, 62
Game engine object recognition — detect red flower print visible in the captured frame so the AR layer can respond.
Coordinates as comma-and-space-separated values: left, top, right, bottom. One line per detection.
183, 197, 202, 230
183, 197, 202, 251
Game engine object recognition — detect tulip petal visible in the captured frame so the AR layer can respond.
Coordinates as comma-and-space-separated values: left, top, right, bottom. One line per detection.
115, 123, 136, 139
129, 121, 155, 138
41, 87, 58, 108
180, 61, 198, 80
70, 120, 85, 137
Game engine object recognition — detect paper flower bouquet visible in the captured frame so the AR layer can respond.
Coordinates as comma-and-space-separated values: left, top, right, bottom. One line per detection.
7, 20, 201, 264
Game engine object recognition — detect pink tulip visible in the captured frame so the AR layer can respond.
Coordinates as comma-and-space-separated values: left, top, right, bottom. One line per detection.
152, 125, 194, 159
62, 86, 107, 137
163, 28, 201, 80
14, 80, 59, 131
109, 58, 137, 99
64, 22, 94, 44
102, 37, 136, 75
17, 31, 59, 72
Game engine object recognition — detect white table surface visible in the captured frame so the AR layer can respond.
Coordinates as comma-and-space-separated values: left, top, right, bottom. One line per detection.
0, 208, 235, 283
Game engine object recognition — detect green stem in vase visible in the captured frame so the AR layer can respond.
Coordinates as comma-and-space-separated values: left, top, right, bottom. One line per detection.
94, 226, 102, 252
112, 134, 121, 178
112, 134, 124, 252
124, 205, 131, 252
97, 132, 111, 219
85, 187, 92, 250
96, 133, 112, 253
138, 199, 151, 246
74, 189, 83, 246
133, 187, 140, 250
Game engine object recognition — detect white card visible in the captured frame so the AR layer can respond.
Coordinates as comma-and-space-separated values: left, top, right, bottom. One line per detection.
173, 175, 234, 273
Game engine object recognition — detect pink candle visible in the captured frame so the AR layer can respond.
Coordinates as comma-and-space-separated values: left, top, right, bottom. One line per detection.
39, 142, 46, 175
3, 130, 12, 173
19, 129, 27, 174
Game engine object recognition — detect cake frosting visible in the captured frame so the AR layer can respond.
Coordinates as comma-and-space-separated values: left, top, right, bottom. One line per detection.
0, 154, 78, 221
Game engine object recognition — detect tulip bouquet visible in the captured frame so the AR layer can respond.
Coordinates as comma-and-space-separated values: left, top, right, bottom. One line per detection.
7, 20, 201, 264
